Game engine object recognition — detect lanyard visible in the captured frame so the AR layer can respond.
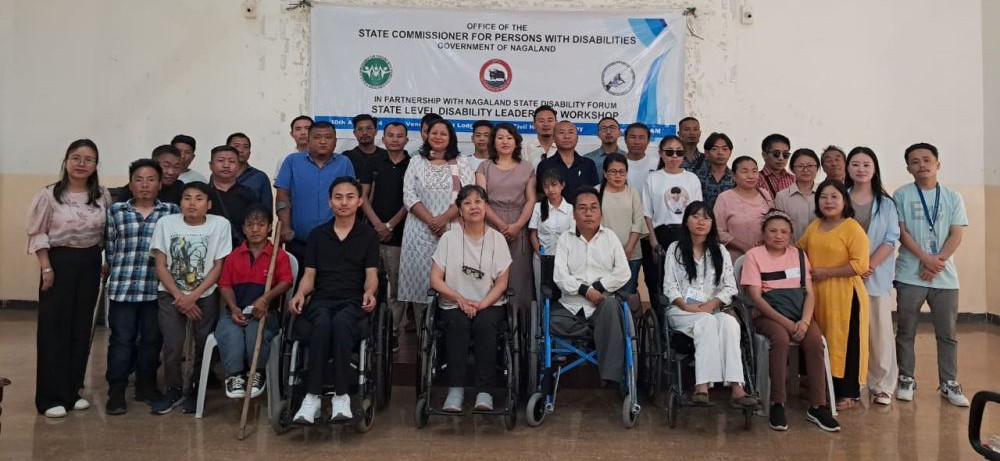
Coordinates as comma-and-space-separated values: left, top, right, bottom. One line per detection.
916, 183, 940, 232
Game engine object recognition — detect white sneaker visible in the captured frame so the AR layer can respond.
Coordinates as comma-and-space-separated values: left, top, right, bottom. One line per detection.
896, 376, 915, 402
44, 406, 67, 418
939, 381, 970, 407
474, 392, 493, 411
72, 398, 91, 411
330, 394, 353, 421
442, 387, 464, 413
293, 393, 322, 424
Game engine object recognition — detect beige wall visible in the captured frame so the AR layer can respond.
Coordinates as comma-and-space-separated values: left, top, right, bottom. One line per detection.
2, 0, 993, 313
984, 0, 1000, 316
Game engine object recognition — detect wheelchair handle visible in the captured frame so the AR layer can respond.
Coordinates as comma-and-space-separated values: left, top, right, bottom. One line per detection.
969, 391, 1000, 460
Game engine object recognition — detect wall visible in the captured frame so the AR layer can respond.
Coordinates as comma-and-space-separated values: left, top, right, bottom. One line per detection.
1, 0, 990, 312
983, 0, 1000, 316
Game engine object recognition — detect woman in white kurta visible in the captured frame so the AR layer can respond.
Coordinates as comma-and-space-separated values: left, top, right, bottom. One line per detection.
663, 201, 758, 408
397, 120, 474, 324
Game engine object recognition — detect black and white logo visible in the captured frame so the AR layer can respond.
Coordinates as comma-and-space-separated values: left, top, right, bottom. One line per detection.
601, 61, 635, 96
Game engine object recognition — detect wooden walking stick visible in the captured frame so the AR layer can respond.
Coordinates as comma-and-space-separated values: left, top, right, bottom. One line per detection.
238, 220, 282, 440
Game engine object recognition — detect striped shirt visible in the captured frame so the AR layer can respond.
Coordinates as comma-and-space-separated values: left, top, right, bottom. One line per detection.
105, 200, 179, 302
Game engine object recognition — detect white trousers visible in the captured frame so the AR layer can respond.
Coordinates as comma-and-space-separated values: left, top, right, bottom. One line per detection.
667, 309, 745, 386
867, 294, 898, 394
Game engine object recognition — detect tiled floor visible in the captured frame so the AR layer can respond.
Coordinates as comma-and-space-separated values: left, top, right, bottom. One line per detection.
0, 308, 998, 461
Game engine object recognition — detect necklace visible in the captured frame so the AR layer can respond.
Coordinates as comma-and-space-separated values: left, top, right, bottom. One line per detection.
461, 230, 487, 280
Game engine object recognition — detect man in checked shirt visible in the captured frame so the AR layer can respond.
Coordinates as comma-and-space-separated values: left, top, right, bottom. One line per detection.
103, 159, 180, 415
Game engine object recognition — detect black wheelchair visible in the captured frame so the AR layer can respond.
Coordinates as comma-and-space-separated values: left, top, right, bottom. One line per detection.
414, 289, 518, 430
266, 270, 393, 433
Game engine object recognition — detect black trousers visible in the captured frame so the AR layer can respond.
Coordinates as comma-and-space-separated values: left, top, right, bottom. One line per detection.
832, 291, 862, 399
36, 246, 102, 413
296, 299, 367, 395
440, 306, 505, 389
639, 225, 682, 311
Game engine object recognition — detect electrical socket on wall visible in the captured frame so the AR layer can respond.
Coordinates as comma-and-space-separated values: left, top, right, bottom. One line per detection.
741, 5, 753, 25
242, 0, 258, 19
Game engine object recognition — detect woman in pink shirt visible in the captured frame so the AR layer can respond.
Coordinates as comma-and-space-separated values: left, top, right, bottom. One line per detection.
741, 211, 839, 433
25, 139, 111, 418
714, 156, 772, 261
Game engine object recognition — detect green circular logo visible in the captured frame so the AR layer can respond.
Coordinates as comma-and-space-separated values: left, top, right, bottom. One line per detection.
360, 55, 392, 89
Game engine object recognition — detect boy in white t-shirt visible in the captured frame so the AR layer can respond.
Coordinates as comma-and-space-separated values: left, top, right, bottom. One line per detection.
150, 181, 233, 414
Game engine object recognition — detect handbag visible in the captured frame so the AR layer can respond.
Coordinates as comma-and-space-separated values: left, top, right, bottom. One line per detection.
761, 248, 806, 322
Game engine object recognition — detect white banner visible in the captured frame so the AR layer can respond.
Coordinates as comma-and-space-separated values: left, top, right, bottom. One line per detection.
311, 5, 686, 140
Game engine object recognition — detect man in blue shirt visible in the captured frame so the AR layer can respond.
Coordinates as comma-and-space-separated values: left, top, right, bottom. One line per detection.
275, 121, 356, 264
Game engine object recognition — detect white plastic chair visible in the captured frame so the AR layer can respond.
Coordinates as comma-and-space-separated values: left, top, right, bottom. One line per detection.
196, 253, 298, 419
732, 255, 838, 417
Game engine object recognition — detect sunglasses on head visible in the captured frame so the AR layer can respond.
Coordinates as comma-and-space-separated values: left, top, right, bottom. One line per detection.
660, 149, 685, 157
768, 150, 792, 159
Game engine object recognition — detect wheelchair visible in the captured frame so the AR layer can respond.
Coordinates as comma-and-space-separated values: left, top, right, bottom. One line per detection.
524, 255, 641, 428
266, 270, 393, 434
636, 250, 759, 430
414, 289, 518, 430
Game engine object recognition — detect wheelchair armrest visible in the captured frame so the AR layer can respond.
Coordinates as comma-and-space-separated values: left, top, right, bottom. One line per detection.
540, 286, 554, 298
969, 391, 1000, 460
426, 288, 438, 297
658, 294, 674, 311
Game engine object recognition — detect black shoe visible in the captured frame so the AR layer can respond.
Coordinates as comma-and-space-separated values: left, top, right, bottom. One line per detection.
806, 405, 841, 432
135, 378, 164, 404
181, 385, 198, 414
768, 403, 787, 431
106, 386, 127, 416
150, 387, 185, 415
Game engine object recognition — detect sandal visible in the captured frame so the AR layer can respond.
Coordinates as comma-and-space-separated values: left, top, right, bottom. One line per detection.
835, 398, 857, 411
730, 395, 760, 409
691, 392, 710, 405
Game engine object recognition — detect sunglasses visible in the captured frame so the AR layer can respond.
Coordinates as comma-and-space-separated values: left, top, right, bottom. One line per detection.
660, 149, 685, 157
768, 150, 792, 159
461, 265, 485, 280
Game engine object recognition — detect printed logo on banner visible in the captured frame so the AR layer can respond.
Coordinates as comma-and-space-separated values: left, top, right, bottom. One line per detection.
601, 61, 635, 96
479, 59, 512, 92
360, 55, 392, 89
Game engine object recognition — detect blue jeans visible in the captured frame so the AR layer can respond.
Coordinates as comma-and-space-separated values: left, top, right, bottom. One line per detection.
106, 300, 162, 387
621, 259, 643, 295
215, 311, 279, 376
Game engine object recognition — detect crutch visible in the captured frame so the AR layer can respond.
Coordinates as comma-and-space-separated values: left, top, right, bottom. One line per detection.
85, 277, 108, 380
239, 220, 283, 440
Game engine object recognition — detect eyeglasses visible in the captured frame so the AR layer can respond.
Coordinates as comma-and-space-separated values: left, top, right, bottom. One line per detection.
793, 164, 818, 171
598, 125, 620, 132
768, 151, 792, 159
67, 156, 97, 165
606, 169, 627, 176
660, 149, 685, 157
461, 265, 484, 280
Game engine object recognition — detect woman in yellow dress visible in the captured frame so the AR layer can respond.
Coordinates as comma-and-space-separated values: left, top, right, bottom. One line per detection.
797, 179, 870, 410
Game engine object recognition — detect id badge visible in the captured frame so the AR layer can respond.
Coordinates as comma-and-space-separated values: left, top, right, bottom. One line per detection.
924, 234, 939, 255
685, 287, 707, 305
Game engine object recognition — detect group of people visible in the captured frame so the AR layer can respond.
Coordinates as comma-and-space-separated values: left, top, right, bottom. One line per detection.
25, 107, 969, 436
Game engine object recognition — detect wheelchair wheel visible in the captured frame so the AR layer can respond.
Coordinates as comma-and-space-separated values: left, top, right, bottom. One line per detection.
414, 398, 430, 428
375, 307, 393, 411
266, 336, 292, 434
355, 396, 375, 433
503, 337, 518, 431
743, 407, 753, 431
527, 301, 539, 394
525, 392, 546, 427
622, 397, 639, 429
637, 309, 663, 407
667, 391, 679, 429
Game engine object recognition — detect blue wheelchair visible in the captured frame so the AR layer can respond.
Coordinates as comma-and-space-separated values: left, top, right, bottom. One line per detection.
524, 255, 641, 428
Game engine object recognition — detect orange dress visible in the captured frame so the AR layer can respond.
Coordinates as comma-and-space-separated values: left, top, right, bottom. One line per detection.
797, 218, 870, 383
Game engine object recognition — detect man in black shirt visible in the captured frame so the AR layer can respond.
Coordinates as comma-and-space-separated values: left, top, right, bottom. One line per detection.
535, 121, 599, 202
343, 114, 387, 191
111, 145, 185, 204
206, 146, 257, 246
360, 121, 410, 341
289, 177, 379, 424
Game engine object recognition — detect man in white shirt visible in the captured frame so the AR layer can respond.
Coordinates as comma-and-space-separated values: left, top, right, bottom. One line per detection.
552, 187, 632, 384
522, 105, 559, 166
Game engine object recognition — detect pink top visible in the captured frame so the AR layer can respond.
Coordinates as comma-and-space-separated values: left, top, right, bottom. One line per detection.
740, 245, 812, 291
26, 185, 111, 253
713, 188, 772, 261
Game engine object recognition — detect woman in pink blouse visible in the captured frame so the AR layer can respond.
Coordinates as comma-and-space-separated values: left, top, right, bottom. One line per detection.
713, 156, 773, 261
25, 139, 111, 418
